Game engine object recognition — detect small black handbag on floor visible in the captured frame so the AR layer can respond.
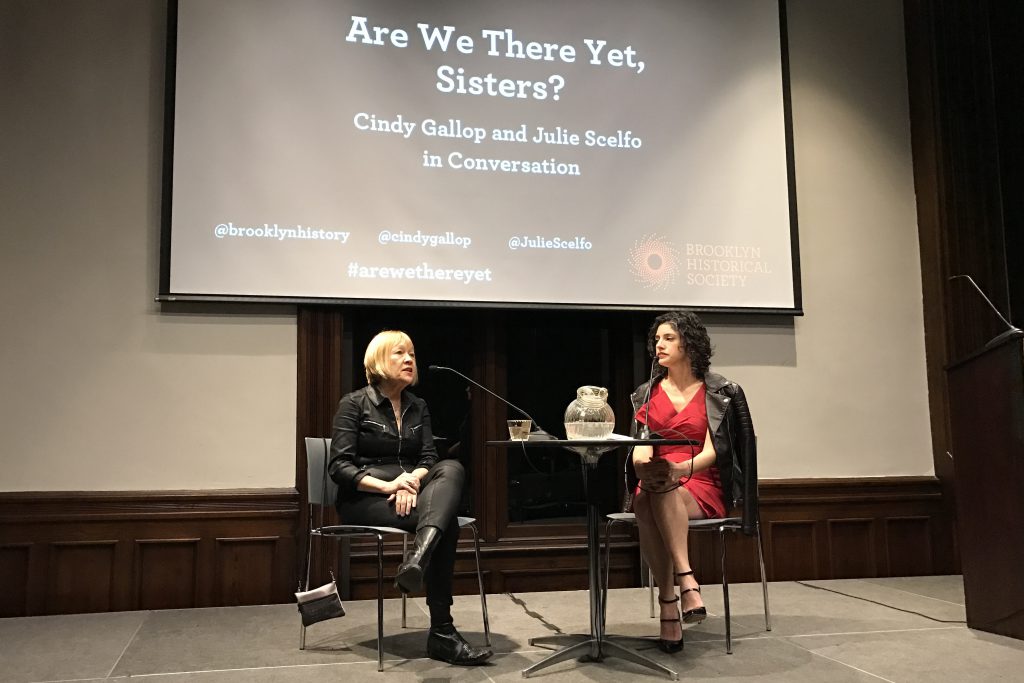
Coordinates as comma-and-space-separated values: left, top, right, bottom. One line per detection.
295, 572, 345, 626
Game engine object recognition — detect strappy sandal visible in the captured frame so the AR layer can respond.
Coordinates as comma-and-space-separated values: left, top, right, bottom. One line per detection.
656, 595, 684, 653
676, 570, 708, 624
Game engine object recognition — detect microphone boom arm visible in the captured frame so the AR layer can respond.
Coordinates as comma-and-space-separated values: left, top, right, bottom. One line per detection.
949, 274, 1023, 349
428, 365, 549, 435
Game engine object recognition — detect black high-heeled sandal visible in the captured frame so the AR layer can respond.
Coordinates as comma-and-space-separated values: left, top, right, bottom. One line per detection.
676, 570, 707, 624
656, 595, 685, 653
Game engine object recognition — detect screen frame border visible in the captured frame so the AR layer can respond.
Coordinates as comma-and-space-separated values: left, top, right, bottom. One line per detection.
157, 0, 803, 316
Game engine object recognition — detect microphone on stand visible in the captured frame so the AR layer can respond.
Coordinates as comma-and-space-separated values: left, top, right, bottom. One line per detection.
948, 274, 1023, 349
427, 365, 555, 440
638, 355, 658, 439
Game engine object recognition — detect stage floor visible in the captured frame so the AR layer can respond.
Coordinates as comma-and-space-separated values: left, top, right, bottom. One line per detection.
4, 575, 1023, 682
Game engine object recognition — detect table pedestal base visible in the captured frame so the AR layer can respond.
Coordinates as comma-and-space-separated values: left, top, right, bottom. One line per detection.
523, 634, 678, 680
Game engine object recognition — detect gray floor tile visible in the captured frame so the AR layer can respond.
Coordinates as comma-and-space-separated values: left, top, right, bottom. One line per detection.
861, 574, 966, 605
725, 580, 943, 637
786, 624, 1024, 683
800, 578, 966, 624
500, 636, 885, 682
8, 576, 1024, 683
111, 603, 384, 675
110, 658, 494, 681
0, 611, 147, 683
110, 596, 503, 678
603, 583, 773, 645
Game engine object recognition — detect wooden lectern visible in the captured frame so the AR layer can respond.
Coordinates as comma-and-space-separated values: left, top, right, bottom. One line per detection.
947, 331, 1024, 640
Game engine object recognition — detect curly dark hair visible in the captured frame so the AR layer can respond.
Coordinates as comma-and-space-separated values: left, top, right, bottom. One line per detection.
647, 311, 713, 380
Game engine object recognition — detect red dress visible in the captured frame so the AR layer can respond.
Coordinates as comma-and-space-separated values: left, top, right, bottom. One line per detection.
634, 382, 727, 519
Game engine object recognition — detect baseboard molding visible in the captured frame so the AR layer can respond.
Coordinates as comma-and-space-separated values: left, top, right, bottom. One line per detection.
0, 477, 955, 614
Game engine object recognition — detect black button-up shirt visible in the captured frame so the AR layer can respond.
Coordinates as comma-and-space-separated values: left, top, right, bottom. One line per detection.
328, 384, 438, 499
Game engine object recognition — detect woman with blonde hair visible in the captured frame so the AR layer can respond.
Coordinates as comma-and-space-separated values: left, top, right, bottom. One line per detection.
329, 330, 491, 665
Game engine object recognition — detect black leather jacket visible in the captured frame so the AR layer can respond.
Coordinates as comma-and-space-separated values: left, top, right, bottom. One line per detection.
629, 371, 758, 534
328, 385, 438, 500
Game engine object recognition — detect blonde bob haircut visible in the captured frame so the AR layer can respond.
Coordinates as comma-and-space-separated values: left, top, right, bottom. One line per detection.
363, 330, 418, 385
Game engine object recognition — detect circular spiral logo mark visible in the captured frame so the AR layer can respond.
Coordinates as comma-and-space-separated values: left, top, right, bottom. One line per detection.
627, 234, 680, 290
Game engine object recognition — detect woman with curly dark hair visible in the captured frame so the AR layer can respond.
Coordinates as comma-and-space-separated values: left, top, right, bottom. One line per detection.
628, 311, 755, 653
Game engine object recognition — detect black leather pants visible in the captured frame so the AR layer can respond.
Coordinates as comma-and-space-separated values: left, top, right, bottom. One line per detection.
337, 458, 465, 607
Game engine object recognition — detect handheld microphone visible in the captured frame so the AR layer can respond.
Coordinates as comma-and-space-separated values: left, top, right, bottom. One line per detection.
948, 274, 1023, 349
428, 365, 554, 439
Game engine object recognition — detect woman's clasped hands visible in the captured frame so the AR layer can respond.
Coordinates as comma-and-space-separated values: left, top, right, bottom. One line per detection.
387, 471, 421, 516
634, 450, 689, 492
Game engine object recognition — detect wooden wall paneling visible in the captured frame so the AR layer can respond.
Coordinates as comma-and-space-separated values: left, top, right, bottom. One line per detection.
766, 520, 817, 581
687, 530, 719, 584
724, 532, 767, 584
491, 545, 593, 594
488, 313, 509, 543
340, 478, 952, 599
215, 536, 280, 607
905, 0, 959, 576
24, 542, 48, 616
296, 306, 346, 593
906, 0, 1023, 583
0, 477, 948, 612
471, 311, 504, 543
827, 518, 876, 579
679, 529, 766, 587
0, 490, 299, 616
502, 566, 590, 593
47, 540, 117, 614
606, 545, 643, 591
0, 544, 31, 617
134, 538, 199, 610
906, 0, 1023, 640
885, 516, 933, 577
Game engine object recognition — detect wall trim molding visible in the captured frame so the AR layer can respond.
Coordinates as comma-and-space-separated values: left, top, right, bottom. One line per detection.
0, 488, 299, 520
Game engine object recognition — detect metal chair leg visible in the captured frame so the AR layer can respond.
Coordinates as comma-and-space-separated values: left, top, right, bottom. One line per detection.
401, 535, 408, 629
468, 522, 491, 646
756, 523, 772, 631
720, 526, 732, 654
376, 534, 385, 672
299, 518, 315, 650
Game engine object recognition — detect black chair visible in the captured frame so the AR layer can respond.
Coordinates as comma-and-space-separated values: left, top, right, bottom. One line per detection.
300, 437, 490, 671
602, 444, 771, 654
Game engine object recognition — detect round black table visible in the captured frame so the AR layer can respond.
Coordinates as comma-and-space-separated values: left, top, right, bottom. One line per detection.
487, 437, 697, 680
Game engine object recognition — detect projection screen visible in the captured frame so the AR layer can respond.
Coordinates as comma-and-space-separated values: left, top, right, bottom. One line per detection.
161, 0, 801, 312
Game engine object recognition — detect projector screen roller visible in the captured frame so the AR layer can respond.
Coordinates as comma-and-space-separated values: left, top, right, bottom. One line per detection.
162, 0, 800, 311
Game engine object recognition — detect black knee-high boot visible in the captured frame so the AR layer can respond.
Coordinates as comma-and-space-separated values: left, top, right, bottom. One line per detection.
395, 525, 441, 594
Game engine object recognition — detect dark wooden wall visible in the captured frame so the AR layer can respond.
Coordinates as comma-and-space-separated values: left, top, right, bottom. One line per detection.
0, 490, 298, 616
905, 0, 1024, 639
905, 0, 1023, 577
0, 475, 949, 616
367, 476, 951, 599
